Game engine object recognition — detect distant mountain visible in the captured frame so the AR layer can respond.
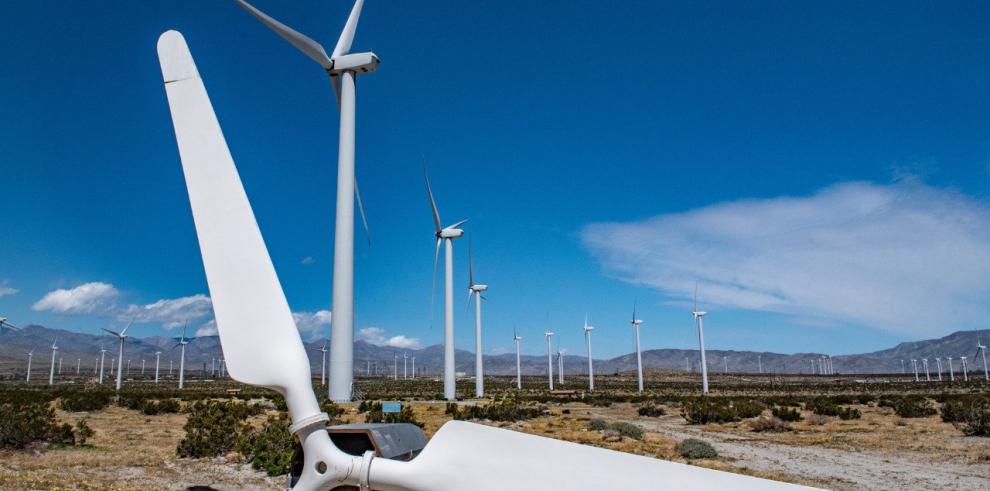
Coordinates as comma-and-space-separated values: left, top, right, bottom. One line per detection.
1, 324, 988, 377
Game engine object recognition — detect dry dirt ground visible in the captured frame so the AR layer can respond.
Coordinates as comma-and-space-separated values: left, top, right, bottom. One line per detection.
1, 401, 988, 490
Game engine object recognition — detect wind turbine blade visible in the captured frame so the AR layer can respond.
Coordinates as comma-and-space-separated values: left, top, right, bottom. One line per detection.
632, 301, 636, 323
121, 318, 134, 336
101, 328, 120, 337
694, 282, 698, 312
369, 421, 809, 490
430, 237, 442, 327
158, 31, 314, 415
468, 236, 474, 287
330, 74, 342, 107
447, 219, 468, 230
235, 0, 334, 70
423, 160, 442, 234
331, 0, 365, 59
355, 178, 371, 245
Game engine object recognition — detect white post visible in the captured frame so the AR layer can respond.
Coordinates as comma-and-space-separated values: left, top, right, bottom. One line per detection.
330, 70, 357, 403
474, 294, 483, 398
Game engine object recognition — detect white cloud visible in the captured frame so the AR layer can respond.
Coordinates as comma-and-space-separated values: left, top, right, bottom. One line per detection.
0, 281, 18, 297
581, 180, 990, 337
358, 327, 422, 349
32, 282, 119, 315
122, 294, 213, 329
293, 310, 332, 340
195, 319, 217, 337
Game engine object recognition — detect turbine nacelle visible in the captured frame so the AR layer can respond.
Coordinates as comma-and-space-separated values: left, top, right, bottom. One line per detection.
439, 226, 465, 239
692, 311, 706, 318
328, 51, 379, 75
470, 284, 489, 292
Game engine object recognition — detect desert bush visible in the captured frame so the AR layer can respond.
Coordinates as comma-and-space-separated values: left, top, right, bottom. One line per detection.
837, 407, 861, 420
364, 403, 423, 428
609, 422, 644, 440
176, 401, 254, 458
74, 419, 94, 445
806, 414, 831, 426
750, 416, 790, 433
50, 422, 76, 445
889, 396, 936, 418
771, 406, 802, 422
237, 413, 296, 476
142, 399, 182, 415
733, 399, 765, 419
444, 402, 458, 415
681, 398, 737, 424
675, 438, 718, 459
452, 401, 542, 422
358, 400, 374, 413
637, 404, 666, 417
0, 400, 58, 449
58, 391, 111, 412
587, 419, 608, 431
319, 400, 345, 423
942, 397, 990, 436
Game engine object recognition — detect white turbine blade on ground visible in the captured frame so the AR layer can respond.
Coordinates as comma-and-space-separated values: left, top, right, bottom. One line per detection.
331, 0, 365, 59
158, 31, 314, 417
369, 420, 814, 490
354, 178, 371, 245
235, 0, 333, 70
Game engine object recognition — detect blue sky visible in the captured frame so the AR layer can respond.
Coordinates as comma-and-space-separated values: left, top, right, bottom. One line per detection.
4, 1, 990, 357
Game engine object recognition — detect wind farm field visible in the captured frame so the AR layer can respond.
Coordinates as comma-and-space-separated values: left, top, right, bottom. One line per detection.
1, 374, 988, 490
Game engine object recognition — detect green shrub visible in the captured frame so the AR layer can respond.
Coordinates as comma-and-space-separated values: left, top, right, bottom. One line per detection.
675, 438, 718, 459
889, 396, 936, 418
0, 400, 59, 449
771, 406, 802, 422
808, 397, 841, 416
444, 402, 458, 415
681, 398, 736, 424
750, 416, 790, 432
942, 397, 990, 436
587, 419, 608, 431
142, 398, 182, 415
637, 404, 666, 417
176, 401, 254, 458
451, 401, 542, 422
51, 423, 75, 445
74, 419, 94, 445
733, 399, 765, 419
320, 400, 345, 423
58, 392, 112, 412
364, 403, 423, 428
837, 407, 861, 420
609, 422, 643, 440
237, 413, 296, 476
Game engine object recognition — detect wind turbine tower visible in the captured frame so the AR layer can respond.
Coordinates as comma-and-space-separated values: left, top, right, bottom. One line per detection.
545, 331, 554, 390
98, 345, 107, 384
48, 338, 58, 385
155, 351, 162, 384
403, 352, 408, 380
935, 357, 942, 381
922, 358, 930, 381
631, 304, 645, 393
961, 357, 969, 381
976, 339, 989, 381
316, 343, 328, 386
513, 330, 522, 390
236, 0, 378, 402
424, 165, 467, 401
175, 323, 191, 389
103, 320, 133, 391
25, 350, 33, 382
947, 357, 955, 381
584, 316, 595, 391
557, 346, 565, 385
692, 285, 710, 394
467, 238, 487, 398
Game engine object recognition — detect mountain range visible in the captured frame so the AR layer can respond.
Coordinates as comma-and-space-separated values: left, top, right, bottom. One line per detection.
1, 324, 988, 377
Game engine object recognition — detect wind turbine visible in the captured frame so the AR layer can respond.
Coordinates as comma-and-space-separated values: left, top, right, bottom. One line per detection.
157, 30, 810, 490
236, 0, 376, 403
961, 356, 969, 381
631, 303, 644, 393
922, 358, 930, 381
316, 343, 328, 386
174, 322, 192, 389
544, 331, 554, 390
98, 345, 107, 384
513, 329, 522, 390
975, 339, 988, 381
25, 350, 33, 382
403, 352, 408, 380
557, 346, 565, 385
103, 320, 133, 391
758, 354, 762, 374
947, 356, 955, 382
393, 354, 398, 380
467, 238, 487, 398
48, 338, 58, 385
911, 359, 919, 382
692, 285, 710, 394
583, 316, 594, 391
425, 164, 467, 401
935, 357, 942, 381
0, 317, 20, 333
155, 351, 162, 384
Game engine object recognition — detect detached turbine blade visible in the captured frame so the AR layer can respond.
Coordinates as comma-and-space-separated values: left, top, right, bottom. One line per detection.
157, 30, 316, 421
235, 0, 333, 70
369, 420, 812, 490
331, 0, 365, 59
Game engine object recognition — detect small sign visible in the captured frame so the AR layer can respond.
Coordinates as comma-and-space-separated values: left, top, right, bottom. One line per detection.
382, 402, 401, 413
